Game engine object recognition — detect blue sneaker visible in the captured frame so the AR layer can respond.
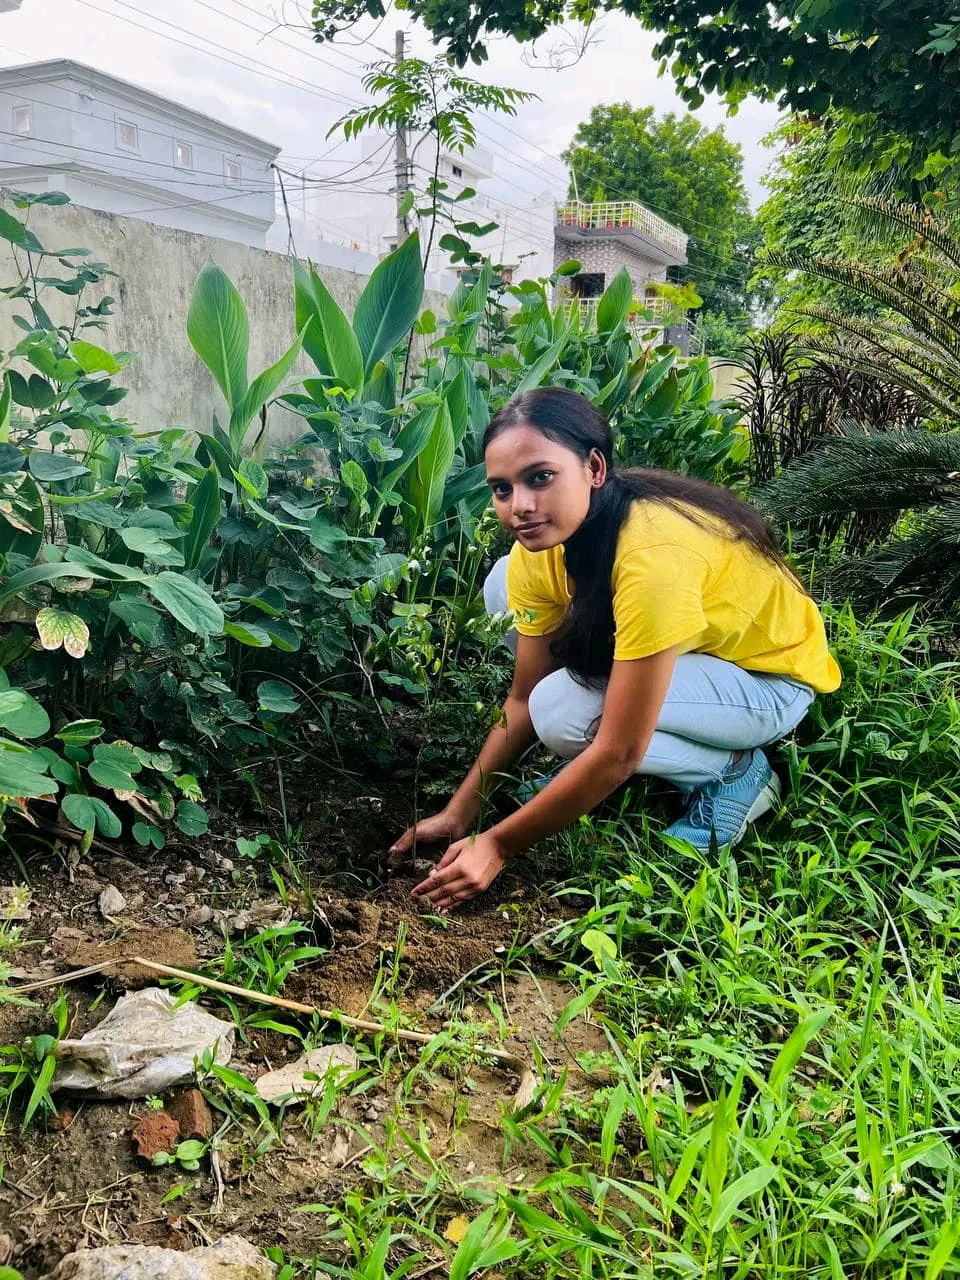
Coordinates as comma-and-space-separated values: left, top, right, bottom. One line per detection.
663, 749, 781, 850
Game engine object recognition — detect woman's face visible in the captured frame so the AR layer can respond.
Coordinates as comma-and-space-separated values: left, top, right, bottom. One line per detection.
484, 422, 606, 551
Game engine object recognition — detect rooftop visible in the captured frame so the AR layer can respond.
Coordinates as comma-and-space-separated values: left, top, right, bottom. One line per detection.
0, 59, 280, 155
556, 200, 688, 267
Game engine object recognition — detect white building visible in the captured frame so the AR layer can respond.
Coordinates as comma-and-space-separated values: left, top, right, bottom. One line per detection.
0, 59, 279, 247
270, 131, 555, 292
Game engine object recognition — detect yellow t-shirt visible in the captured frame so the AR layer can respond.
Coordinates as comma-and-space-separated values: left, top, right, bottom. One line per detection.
506, 499, 841, 693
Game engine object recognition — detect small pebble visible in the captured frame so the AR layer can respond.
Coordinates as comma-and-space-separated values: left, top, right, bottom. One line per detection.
98, 885, 126, 918
165, 872, 187, 886
364, 1107, 379, 1122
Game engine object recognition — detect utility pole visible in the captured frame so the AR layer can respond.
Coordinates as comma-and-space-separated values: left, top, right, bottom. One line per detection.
394, 28, 410, 245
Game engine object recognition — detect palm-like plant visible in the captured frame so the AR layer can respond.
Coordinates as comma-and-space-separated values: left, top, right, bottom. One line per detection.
767, 198, 960, 420
758, 199, 960, 616
758, 425, 960, 613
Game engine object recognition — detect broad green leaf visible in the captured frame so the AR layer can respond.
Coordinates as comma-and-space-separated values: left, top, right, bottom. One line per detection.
556, 981, 605, 1033
378, 406, 443, 497
35, 608, 90, 658
512, 326, 570, 396
68, 340, 123, 375
442, 463, 488, 518
187, 259, 248, 411
258, 680, 300, 715
235, 457, 268, 498
176, 799, 209, 836
0, 475, 42, 559
0, 562, 112, 611
55, 719, 103, 745
28, 451, 90, 482
0, 688, 50, 739
308, 517, 349, 554
353, 232, 424, 375
132, 821, 165, 849
0, 207, 26, 245
0, 742, 56, 799
109, 595, 163, 643
0, 370, 11, 444
224, 620, 272, 647
601, 1082, 629, 1168
582, 927, 616, 967
408, 401, 455, 536
182, 466, 222, 572
229, 330, 304, 452
710, 1165, 777, 1232
925, 1219, 960, 1280
767, 1008, 831, 1098
145, 573, 224, 636
597, 267, 633, 333
62, 793, 122, 838
293, 259, 364, 392
261, 618, 300, 652
119, 526, 184, 566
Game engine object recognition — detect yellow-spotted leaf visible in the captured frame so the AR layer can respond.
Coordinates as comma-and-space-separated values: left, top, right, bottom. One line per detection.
35, 608, 90, 658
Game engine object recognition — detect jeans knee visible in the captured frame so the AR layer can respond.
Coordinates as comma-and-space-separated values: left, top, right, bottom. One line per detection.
528, 670, 600, 759
528, 672, 568, 755
482, 555, 510, 618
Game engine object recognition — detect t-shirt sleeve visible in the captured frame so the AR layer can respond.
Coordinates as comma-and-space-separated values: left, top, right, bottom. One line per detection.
613, 541, 709, 661
506, 543, 568, 637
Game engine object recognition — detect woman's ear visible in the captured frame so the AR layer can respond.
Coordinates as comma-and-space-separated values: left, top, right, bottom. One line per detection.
588, 448, 607, 489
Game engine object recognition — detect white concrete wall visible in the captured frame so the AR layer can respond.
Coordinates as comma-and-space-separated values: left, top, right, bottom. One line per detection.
0, 202, 447, 448
0, 63, 277, 245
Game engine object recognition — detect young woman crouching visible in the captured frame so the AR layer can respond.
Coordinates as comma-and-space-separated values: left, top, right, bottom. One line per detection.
391, 388, 840, 911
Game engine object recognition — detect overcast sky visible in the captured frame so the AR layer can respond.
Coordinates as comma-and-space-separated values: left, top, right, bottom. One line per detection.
0, 0, 783, 219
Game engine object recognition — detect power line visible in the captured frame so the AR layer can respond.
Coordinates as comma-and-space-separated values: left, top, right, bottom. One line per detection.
71, 0, 366, 111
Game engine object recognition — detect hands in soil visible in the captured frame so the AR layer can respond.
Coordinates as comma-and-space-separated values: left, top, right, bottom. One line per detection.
410, 831, 508, 912
388, 809, 467, 866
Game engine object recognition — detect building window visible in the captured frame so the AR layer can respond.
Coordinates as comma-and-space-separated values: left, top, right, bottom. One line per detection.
116, 119, 139, 151
12, 104, 31, 136
223, 156, 242, 186
570, 272, 605, 299
451, 164, 463, 178
174, 139, 193, 170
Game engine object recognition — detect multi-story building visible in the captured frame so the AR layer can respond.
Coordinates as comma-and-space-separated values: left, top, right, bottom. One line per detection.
0, 59, 279, 247
554, 199, 689, 336
280, 131, 555, 291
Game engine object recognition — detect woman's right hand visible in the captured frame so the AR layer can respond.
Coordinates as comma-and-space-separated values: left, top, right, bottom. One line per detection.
389, 809, 468, 860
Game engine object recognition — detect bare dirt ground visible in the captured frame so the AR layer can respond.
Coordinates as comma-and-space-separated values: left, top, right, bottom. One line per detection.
0, 755, 605, 1275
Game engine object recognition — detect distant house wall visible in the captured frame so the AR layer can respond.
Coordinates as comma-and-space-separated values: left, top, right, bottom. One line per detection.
0, 60, 278, 246
0, 203, 448, 448
554, 232, 669, 297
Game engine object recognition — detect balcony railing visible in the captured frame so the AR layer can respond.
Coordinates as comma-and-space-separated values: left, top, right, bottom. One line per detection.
562, 294, 676, 334
556, 200, 688, 261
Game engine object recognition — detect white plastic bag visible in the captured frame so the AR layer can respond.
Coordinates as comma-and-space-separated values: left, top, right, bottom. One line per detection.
53, 987, 235, 1098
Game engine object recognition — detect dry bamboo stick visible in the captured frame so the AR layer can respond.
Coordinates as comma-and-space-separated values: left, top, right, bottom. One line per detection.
9, 954, 538, 1105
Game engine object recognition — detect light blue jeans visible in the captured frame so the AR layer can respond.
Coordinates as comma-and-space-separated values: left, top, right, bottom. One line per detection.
484, 556, 814, 790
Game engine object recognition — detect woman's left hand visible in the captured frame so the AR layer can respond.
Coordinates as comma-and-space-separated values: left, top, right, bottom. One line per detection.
411, 831, 509, 912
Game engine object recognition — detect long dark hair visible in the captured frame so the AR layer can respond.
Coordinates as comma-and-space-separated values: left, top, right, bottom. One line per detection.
483, 387, 794, 685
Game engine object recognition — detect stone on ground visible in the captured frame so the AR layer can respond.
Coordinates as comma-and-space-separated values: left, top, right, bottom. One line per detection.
43, 1236, 274, 1280
167, 1087, 214, 1139
131, 1111, 180, 1160
255, 1044, 358, 1104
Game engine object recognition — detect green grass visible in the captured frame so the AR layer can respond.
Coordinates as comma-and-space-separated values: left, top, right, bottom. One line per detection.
266, 605, 960, 1277
5, 606, 960, 1277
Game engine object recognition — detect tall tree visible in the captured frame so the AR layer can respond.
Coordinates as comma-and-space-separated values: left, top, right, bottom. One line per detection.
562, 104, 756, 325
756, 113, 960, 317
312, 3, 960, 163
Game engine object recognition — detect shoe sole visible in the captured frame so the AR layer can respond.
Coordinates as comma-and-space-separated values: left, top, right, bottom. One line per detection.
729, 773, 782, 846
